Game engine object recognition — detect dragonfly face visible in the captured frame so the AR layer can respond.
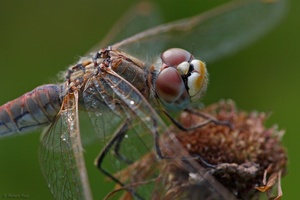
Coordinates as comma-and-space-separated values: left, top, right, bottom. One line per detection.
156, 48, 208, 111
0, 0, 287, 199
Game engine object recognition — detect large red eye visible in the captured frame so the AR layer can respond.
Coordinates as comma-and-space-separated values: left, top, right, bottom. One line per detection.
161, 48, 193, 66
155, 67, 185, 103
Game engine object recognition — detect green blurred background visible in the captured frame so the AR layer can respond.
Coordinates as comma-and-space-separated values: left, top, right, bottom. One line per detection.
0, 0, 298, 199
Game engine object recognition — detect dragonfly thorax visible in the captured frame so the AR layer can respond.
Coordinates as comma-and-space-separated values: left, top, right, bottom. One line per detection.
64, 48, 154, 113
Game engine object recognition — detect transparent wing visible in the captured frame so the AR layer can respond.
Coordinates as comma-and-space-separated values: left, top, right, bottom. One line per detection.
87, 1, 163, 55
81, 70, 173, 197
111, 0, 287, 64
39, 92, 92, 200
82, 69, 165, 163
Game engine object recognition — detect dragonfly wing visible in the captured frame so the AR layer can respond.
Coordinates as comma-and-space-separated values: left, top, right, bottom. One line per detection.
39, 91, 92, 200
86, 1, 163, 56
82, 74, 157, 166
82, 72, 171, 196
112, 0, 287, 64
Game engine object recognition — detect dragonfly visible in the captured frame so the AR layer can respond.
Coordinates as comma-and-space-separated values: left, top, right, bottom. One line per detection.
0, 0, 287, 199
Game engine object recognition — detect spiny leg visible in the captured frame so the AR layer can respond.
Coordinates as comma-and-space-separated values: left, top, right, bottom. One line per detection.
161, 109, 229, 168
113, 124, 133, 165
163, 108, 232, 131
95, 121, 143, 200
185, 108, 232, 127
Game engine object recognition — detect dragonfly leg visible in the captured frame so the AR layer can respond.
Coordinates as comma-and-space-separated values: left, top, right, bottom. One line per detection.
185, 108, 233, 129
113, 128, 134, 165
95, 121, 143, 200
160, 109, 228, 168
189, 154, 216, 169
163, 108, 233, 131
152, 116, 163, 159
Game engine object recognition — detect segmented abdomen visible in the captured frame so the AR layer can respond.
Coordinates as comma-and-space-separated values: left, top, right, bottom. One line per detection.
0, 84, 63, 136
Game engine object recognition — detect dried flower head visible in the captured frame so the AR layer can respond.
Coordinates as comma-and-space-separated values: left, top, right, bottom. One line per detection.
111, 100, 287, 200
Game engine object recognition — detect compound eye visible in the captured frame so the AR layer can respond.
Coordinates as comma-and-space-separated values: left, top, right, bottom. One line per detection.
155, 67, 185, 103
161, 48, 193, 67
188, 59, 208, 101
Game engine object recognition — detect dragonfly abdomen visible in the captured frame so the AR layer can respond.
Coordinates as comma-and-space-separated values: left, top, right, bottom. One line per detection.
0, 84, 63, 136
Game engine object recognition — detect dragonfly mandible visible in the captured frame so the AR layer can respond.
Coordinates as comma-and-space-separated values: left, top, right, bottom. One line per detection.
0, 0, 287, 199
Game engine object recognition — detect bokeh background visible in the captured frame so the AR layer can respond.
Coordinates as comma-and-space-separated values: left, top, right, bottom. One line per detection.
0, 0, 298, 199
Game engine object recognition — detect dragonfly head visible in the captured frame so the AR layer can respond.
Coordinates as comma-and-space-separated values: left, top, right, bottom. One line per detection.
155, 48, 208, 111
